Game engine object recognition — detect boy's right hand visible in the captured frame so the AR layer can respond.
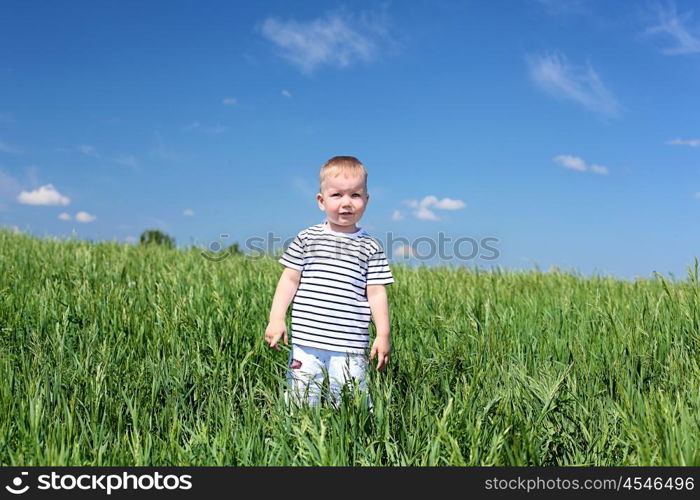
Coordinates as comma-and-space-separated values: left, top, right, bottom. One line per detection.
265, 320, 288, 351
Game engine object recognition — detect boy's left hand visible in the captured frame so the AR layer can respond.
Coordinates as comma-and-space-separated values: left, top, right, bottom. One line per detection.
370, 336, 391, 372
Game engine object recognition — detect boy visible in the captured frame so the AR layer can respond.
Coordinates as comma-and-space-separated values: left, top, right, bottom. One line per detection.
264, 156, 394, 407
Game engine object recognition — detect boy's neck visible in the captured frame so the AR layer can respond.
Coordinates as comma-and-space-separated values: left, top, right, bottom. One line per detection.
326, 219, 359, 233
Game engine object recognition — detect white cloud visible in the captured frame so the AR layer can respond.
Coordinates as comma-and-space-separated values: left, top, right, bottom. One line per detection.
17, 184, 70, 205
666, 138, 700, 147
282, 89, 292, 97
58, 212, 72, 220
183, 121, 226, 134
183, 209, 195, 216
0, 140, 21, 154
391, 209, 404, 221
75, 211, 96, 223
553, 154, 609, 175
222, 97, 237, 105
115, 155, 139, 168
78, 144, 99, 157
125, 236, 138, 244
258, 8, 391, 74
527, 50, 620, 118
2, 224, 21, 234
415, 205, 439, 221
644, 1, 700, 55
432, 197, 466, 210
554, 154, 587, 171
395, 244, 415, 258
403, 195, 466, 221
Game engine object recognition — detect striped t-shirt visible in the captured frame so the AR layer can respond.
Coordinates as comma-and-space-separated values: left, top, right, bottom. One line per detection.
278, 220, 394, 354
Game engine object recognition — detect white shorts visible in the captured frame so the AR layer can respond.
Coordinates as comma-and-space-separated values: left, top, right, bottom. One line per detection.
285, 343, 371, 408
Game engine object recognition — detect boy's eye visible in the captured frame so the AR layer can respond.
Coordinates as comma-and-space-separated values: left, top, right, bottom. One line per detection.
353, 194, 361, 197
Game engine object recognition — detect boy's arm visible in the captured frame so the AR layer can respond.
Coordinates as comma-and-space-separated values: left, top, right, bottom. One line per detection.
265, 267, 302, 350
367, 284, 391, 371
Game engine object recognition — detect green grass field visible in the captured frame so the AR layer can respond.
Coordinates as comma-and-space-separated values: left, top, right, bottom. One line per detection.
1, 228, 698, 465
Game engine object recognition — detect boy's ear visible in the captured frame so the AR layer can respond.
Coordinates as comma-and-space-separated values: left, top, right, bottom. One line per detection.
316, 193, 325, 210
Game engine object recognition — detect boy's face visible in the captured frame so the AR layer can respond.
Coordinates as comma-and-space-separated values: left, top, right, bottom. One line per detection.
316, 173, 369, 231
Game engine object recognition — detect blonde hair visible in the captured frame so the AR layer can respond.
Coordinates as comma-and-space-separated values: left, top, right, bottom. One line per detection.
319, 156, 368, 193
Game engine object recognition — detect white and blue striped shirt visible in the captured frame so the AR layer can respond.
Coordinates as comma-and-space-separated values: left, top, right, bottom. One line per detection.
278, 220, 394, 354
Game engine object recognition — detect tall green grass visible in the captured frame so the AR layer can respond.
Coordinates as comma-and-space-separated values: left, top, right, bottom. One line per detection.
1, 229, 698, 465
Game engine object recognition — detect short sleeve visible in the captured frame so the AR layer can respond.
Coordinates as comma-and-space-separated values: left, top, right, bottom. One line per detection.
366, 244, 394, 285
279, 232, 305, 271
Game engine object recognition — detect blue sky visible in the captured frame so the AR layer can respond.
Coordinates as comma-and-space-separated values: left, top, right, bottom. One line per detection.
1, 0, 699, 279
